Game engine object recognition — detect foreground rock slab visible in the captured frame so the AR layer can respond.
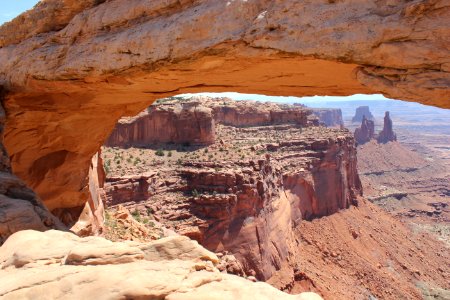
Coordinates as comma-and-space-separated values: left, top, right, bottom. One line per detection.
0, 230, 322, 300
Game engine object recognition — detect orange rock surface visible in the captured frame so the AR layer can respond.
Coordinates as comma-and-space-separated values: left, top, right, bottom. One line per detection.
0, 0, 448, 218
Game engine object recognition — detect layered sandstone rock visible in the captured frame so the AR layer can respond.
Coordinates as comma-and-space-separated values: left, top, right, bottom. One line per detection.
0, 0, 448, 220
106, 101, 215, 147
310, 108, 344, 127
0, 230, 322, 300
210, 97, 310, 127
0, 97, 64, 244
101, 98, 362, 281
352, 106, 375, 123
377, 111, 397, 144
354, 116, 375, 145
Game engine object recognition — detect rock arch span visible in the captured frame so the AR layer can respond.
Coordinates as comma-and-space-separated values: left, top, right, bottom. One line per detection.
0, 0, 448, 223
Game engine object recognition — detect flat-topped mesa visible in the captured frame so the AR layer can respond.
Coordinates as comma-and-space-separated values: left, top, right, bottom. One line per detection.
354, 115, 375, 145
377, 111, 397, 144
211, 97, 310, 127
310, 108, 344, 128
352, 106, 375, 123
106, 101, 215, 147
106, 96, 311, 148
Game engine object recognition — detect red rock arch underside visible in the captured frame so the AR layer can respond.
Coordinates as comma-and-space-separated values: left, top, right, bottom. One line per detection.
0, 0, 449, 224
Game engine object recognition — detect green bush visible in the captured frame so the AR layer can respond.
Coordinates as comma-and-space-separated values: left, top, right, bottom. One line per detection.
131, 209, 141, 222
155, 149, 165, 156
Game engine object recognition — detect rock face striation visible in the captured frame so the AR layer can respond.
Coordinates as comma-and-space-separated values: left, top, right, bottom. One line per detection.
0, 96, 64, 244
354, 115, 376, 145
352, 106, 375, 123
0, 230, 321, 300
310, 108, 344, 127
106, 101, 215, 147
0, 0, 448, 222
377, 111, 397, 144
102, 97, 362, 281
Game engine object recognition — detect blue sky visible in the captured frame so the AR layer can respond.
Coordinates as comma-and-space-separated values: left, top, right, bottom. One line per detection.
0, 1, 390, 103
0, 0, 39, 25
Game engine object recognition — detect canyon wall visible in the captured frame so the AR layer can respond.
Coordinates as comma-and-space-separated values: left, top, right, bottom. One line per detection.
106, 102, 215, 147
0, 0, 448, 227
310, 108, 344, 127
101, 99, 362, 281
211, 98, 310, 127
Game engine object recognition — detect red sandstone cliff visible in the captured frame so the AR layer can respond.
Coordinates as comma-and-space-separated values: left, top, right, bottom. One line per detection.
211, 98, 310, 127
101, 98, 362, 281
106, 102, 215, 147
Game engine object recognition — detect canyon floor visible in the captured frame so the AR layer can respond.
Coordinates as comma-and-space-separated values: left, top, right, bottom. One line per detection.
99, 97, 449, 300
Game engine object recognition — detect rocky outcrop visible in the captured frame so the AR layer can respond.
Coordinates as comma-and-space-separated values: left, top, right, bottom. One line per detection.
106, 102, 215, 147
104, 174, 152, 207
0, 94, 64, 245
102, 99, 362, 281
0, 0, 448, 221
352, 106, 375, 123
211, 97, 310, 127
310, 108, 344, 127
106, 97, 310, 149
377, 111, 397, 144
354, 116, 375, 145
0, 230, 322, 300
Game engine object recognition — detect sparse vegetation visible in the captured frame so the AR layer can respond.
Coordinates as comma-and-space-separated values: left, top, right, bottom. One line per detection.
155, 149, 165, 156
131, 209, 141, 222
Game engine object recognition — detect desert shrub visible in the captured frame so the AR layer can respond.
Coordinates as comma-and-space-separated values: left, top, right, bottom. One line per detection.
131, 209, 141, 222
155, 149, 164, 156
167, 151, 172, 157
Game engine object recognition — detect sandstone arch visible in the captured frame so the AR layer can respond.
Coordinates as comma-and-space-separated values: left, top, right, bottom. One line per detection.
0, 0, 448, 221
